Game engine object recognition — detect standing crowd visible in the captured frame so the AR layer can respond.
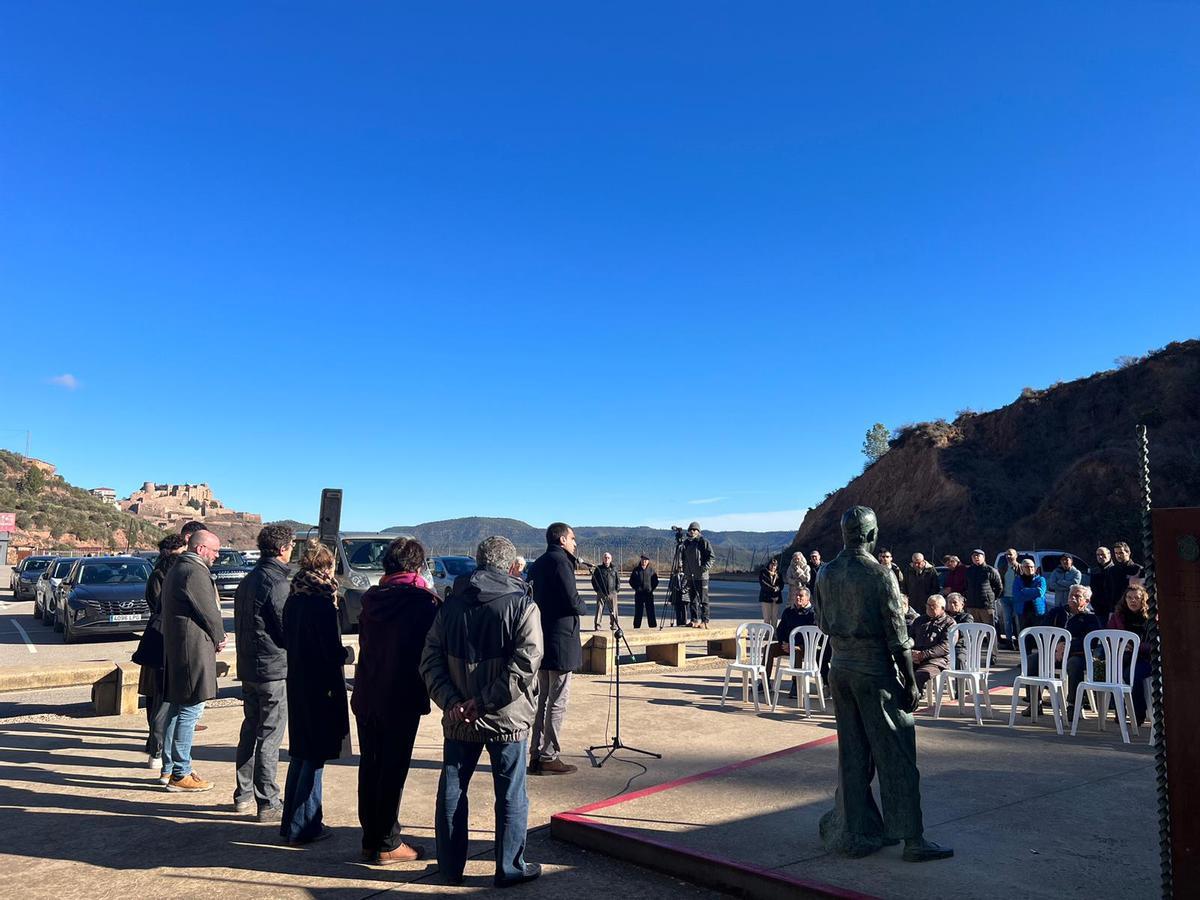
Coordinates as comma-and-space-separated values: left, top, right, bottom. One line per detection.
133, 519, 605, 887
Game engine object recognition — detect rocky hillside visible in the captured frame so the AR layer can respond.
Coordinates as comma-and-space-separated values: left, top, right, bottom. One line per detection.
0, 451, 166, 553
789, 340, 1200, 562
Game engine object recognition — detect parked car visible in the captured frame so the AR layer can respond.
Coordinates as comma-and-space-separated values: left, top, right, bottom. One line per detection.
289, 530, 434, 632
212, 549, 254, 599
131, 550, 160, 564
240, 549, 261, 563
431, 555, 477, 599
993, 550, 1090, 585
56, 556, 153, 644
13, 556, 56, 602
9, 556, 30, 592
34, 557, 78, 621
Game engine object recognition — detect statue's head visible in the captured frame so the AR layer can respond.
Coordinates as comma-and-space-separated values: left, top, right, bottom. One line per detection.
840, 506, 879, 553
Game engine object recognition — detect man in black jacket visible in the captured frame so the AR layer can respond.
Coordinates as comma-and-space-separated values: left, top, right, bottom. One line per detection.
629, 554, 659, 629
590, 551, 621, 630
526, 523, 587, 776
963, 549, 1003, 626
1089, 546, 1117, 621
682, 522, 715, 627
232, 525, 293, 820
904, 553, 941, 612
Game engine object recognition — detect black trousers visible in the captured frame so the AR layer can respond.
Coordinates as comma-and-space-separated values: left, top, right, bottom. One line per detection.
357, 712, 422, 853
685, 576, 710, 623
144, 668, 170, 757
633, 592, 657, 628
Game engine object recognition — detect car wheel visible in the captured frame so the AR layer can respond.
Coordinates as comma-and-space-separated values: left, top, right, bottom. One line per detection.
32, 596, 42, 618
53, 608, 64, 633
63, 614, 76, 644
42, 601, 55, 625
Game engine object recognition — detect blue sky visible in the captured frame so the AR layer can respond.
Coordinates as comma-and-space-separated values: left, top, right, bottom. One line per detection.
3, 4, 1197, 532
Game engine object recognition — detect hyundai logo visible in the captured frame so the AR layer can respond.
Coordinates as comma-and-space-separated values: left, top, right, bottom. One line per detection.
119, 600, 134, 610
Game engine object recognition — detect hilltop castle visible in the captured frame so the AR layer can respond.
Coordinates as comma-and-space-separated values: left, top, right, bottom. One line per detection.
121, 482, 262, 529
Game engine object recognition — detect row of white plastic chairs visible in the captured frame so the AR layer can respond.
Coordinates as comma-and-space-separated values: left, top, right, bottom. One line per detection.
719, 621, 1153, 745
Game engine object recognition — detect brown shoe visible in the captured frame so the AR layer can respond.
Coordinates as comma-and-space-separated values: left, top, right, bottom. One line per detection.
532, 758, 577, 775
166, 772, 213, 792
157, 769, 171, 786
377, 842, 425, 864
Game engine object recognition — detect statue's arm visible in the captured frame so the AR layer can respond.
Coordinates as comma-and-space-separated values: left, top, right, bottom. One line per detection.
892, 647, 920, 713
883, 574, 920, 712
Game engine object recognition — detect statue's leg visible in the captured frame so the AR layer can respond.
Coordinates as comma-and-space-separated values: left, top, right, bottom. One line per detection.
859, 678, 924, 842
820, 668, 886, 857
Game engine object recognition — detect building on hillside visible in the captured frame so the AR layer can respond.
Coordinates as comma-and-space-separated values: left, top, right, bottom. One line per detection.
121, 481, 261, 529
89, 487, 120, 507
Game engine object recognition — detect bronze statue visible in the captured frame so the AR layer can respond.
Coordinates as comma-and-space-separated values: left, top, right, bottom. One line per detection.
814, 506, 953, 862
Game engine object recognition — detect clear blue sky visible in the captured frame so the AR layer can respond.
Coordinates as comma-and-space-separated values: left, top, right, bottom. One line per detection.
3, 4, 1197, 532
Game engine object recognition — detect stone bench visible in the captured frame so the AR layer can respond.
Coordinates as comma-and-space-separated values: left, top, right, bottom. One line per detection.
581, 625, 744, 675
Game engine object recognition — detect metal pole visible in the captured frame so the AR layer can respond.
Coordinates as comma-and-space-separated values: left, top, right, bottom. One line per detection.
1138, 424, 1172, 899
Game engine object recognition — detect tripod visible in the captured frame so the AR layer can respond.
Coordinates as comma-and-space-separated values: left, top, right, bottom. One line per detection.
586, 616, 662, 768
659, 533, 687, 629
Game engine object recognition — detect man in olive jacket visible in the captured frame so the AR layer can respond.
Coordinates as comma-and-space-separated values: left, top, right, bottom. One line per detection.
161, 529, 226, 793
421, 536, 544, 888
526, 522, 588, 776
232, 525, 293, 819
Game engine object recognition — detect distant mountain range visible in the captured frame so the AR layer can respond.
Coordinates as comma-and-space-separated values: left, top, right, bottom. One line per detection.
380, 517, 794, 571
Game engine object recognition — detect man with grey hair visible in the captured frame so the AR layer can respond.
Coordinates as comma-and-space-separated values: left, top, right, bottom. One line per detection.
161, 529, 227, 793
590, 551, 620, 629
421, 536, 544, 888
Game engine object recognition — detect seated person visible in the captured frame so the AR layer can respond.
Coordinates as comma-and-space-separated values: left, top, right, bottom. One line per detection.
1022, 584, 1100, 718
899, 594, 920, 637
767, 586, 817, 691
910, 594, 953, 695
1108, 584, 1152, 726
945, 592, 973, 669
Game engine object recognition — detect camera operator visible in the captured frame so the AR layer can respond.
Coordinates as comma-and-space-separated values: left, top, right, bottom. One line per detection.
680, 522, 715, 628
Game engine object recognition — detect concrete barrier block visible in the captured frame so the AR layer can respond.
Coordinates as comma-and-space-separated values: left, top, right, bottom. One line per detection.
709, 638, 738, 659
647, 642, 686, 667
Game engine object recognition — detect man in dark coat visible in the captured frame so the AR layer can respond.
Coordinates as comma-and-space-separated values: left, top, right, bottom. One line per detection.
963, 549, 1003, 626
161, 529, 226, 793
1108, 542, 1144, 601
629, 554, 659, 629
682, 522, 715, 626
590, 551, 620, 629
526, 523, 587, 776
904, 553, 941, 611
816, 506, 952, 863
1089, 546, 1117, 622
909, 594, 953, 694
232, 525, 293, 820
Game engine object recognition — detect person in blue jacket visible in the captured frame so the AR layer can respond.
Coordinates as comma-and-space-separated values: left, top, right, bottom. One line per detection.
1012, 557, 1047, 645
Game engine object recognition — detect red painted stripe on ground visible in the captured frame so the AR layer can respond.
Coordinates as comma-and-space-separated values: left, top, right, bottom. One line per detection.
553, 812, 882, 900
568, 733, 839, 815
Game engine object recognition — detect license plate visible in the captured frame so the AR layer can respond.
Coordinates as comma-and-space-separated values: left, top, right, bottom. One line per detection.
108, 614, 144, 622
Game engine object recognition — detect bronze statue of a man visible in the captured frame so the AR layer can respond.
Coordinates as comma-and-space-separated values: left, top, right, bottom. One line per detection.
814, 506, 952, 862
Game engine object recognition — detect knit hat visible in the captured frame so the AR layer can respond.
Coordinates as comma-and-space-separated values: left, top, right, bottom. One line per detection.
688, 521, 701, 531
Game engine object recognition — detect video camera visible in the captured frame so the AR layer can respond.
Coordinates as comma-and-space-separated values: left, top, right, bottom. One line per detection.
670, 525, 686, 543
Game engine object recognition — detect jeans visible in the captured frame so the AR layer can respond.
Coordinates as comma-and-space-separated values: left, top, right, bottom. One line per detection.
162, 700, 206, 777
280, 757, 325, 843
999, 598, 1016, 644
234, 679, 287, 809
436, 738, 529, 882
143, 668, 170, 758
532, 670, 570, 762
357, 713, 421, 854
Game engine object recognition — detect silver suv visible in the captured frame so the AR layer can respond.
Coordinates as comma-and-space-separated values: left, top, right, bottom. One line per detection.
290, 531, 433, 631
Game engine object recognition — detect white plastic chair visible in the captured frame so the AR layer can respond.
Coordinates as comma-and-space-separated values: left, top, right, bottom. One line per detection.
1146, 677, 1156, 747
934, 623, 996, 724
1007, 626, 1072, 735
721, 622, 774, 712
769, 626, 828, 715
1070, 629, 1140, 744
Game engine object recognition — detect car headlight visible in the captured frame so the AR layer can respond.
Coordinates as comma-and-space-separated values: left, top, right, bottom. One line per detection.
349, 573, 370, 589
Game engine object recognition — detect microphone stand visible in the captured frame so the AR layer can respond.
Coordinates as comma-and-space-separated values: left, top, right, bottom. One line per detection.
586, 613, 662, 768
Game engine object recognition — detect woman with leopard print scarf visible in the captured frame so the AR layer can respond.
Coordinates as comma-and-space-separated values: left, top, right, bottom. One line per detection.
279, 540, 350, 846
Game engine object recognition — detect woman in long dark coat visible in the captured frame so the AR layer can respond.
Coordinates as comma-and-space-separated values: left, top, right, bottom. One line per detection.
279, 540, 350, 846
351, 537, 438, 864
133, 533, 186, 776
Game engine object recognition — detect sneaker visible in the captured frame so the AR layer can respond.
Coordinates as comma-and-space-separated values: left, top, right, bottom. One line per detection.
531, 758, 577, 776
157, 769, 171, 786
166, 772, 213, 793
234, 799, 256, 814
257, 805, 283, 823
146, 755, 162, 770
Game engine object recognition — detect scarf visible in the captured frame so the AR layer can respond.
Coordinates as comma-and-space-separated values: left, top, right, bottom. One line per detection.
290, 567, 339, 605
380, 571, 429, 590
